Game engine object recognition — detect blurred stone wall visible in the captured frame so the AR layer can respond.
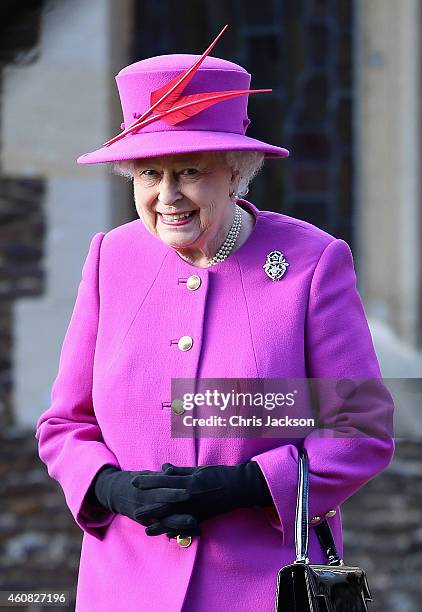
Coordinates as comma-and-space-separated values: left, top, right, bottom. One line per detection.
342, 439, 422, 611
0, 2, 45, 432
0, 179, 45, 430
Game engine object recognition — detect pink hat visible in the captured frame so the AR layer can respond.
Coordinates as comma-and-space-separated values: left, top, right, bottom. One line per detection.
77, 25, 289, 165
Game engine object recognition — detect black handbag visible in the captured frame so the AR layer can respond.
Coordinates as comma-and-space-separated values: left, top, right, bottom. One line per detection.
274, 447, 373, 612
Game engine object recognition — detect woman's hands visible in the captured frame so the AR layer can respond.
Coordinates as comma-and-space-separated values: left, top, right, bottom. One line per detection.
131, 461, 273, 533
89, 461, 273, 538
90, 465, 201, 538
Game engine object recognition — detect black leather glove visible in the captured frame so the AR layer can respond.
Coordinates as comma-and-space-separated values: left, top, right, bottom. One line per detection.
130, 461, 273, 531
88, 465, 201, 537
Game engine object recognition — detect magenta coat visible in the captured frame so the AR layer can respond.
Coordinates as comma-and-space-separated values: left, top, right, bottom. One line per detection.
35, 199, 394, 612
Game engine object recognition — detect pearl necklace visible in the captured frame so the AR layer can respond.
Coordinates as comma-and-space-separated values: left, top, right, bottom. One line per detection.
207, 204, 243, 267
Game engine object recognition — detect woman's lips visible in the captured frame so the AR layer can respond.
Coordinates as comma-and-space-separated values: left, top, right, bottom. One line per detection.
158, 211, 196, 226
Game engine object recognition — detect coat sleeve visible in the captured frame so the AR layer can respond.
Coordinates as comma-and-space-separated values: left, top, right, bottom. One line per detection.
35, 232, 121, 541
251, 238, 395, 547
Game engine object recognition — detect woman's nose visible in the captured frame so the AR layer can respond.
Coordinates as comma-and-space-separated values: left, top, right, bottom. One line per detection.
157, 174, 182, 206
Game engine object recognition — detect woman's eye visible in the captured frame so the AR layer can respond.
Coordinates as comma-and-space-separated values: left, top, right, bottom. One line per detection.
138, 168, 199, 178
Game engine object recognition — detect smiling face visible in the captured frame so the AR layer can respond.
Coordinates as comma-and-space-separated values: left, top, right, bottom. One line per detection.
133, 151, 239, 263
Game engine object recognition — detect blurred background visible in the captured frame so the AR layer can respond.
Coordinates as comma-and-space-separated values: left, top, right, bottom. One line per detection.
0, 0, 421, 610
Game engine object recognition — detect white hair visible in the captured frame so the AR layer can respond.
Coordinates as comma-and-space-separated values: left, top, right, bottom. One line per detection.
111, 150, 265, 198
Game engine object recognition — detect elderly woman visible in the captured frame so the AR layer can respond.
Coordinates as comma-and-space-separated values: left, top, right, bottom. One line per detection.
35, 27, 394, 612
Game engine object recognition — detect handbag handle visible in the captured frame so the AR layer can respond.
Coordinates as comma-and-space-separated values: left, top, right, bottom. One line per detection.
294, 447, 343, 566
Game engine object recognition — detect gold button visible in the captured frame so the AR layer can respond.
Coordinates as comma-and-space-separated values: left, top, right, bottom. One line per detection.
178, 336, 193, 351
171, 399, 185, 415
176, 535, 192, 547
310, 515, 322, 525
325, 509, 336, 518
186, 275, 201, 290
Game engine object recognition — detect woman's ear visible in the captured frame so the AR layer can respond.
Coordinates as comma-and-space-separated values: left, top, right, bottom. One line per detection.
230, 169, 240, 193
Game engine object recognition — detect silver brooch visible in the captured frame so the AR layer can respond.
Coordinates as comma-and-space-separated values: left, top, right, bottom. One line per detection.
263, 250, 289, 281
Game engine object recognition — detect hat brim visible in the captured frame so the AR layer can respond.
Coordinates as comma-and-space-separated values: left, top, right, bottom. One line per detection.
76, 130, 289, 164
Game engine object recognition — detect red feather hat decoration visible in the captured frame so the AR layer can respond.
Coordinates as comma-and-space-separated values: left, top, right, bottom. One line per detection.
102, 25, 271, 148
